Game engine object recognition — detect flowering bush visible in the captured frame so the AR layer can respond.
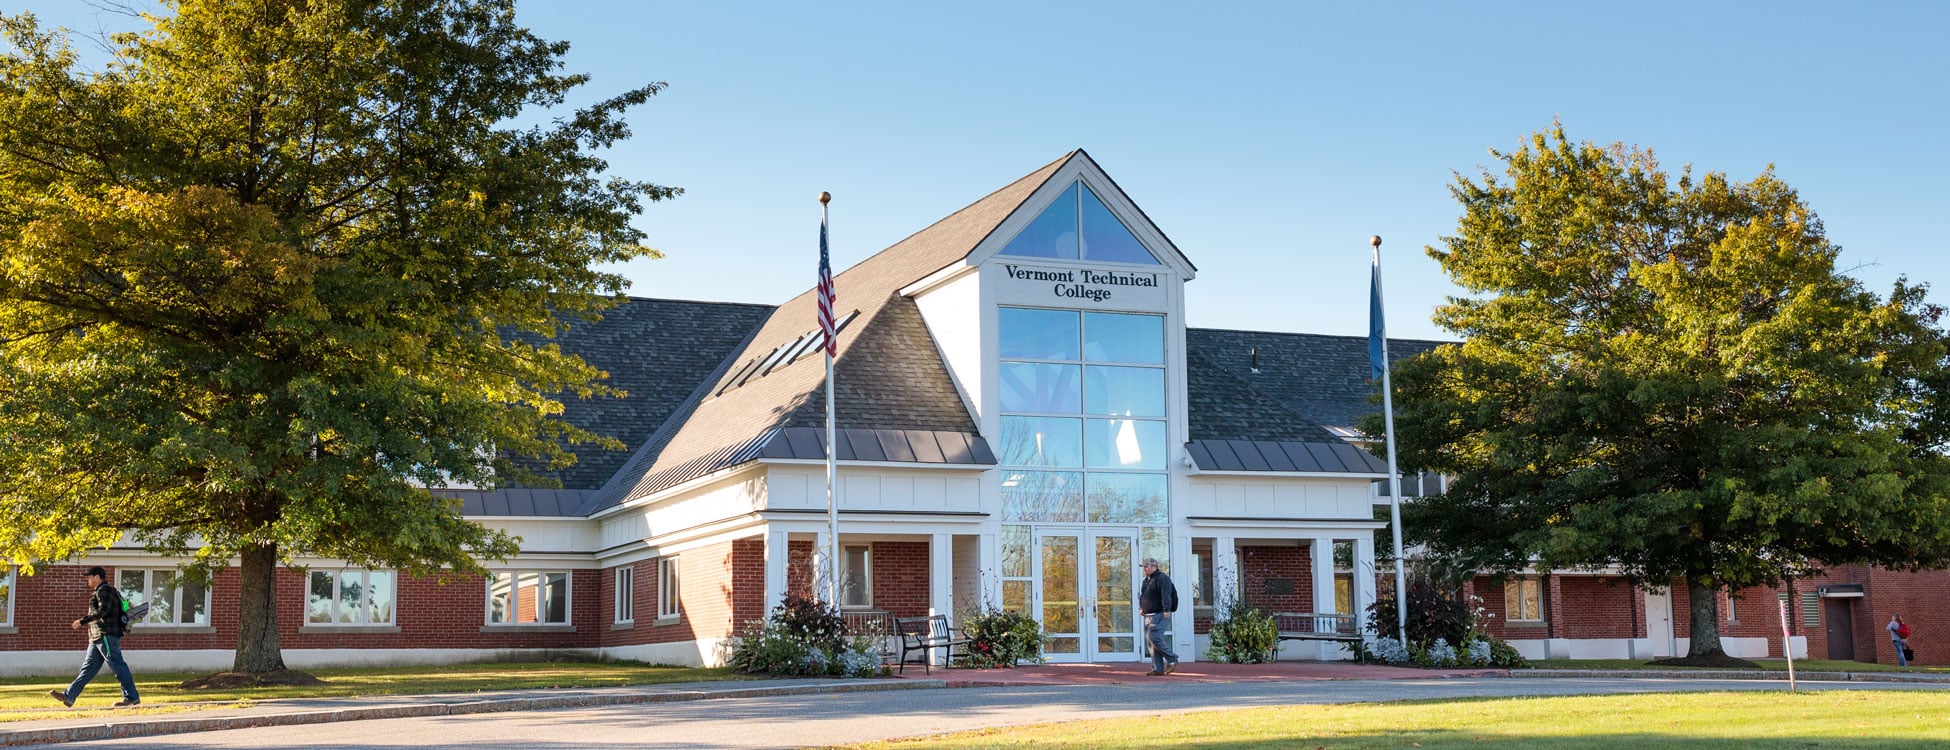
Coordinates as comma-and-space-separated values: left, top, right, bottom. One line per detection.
960, 609, 1045, 668
729, 594, 885, 677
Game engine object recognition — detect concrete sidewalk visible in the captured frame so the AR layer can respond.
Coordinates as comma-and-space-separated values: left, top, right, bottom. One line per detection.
0, 678, 940, 748
889, 660, 1508, 687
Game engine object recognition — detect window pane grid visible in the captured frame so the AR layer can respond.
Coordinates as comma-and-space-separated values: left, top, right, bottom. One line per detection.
486, 570, 570, 625
307, 570, 395, 625
1000, 307, 1170, 526
658, 558, 681, 619
615, 567, 635, 624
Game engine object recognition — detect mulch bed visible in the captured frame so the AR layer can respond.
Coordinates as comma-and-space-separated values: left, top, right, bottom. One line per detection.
1648, 653, 1764, 669
177, 670, 326, 690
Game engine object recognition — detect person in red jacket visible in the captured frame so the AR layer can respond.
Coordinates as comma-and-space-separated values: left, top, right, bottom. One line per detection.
1888, 613, 1912, 667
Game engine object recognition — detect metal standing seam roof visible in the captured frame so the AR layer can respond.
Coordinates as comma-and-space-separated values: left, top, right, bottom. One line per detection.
1183, 439, 1390, 474
605, 427, 997, 506
437, 488, 601, 517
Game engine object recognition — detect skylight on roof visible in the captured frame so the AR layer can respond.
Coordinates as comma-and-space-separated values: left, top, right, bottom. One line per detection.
1000, 182, 1160, 265
713, 310, 859, 397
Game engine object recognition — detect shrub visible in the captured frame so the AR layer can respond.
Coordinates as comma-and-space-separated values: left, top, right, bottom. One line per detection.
1367, 578, 1476, 649
729, 594, 884, 677
960, 609, 1046, 668
1207, 600, 1279, 663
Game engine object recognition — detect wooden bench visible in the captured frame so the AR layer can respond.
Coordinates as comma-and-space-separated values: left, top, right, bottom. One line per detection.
1273, 612, 1361, 644
893, 615, 970, 674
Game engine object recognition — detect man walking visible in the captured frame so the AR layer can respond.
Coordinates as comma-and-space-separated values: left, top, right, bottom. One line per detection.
49, 566, 140, 708
1139, 557, 1179, 676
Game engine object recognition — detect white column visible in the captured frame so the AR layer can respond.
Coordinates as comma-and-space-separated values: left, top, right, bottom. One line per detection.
930, 533, 954, 619
1354, 535, 1377, 642
978, 532, 1000, 612
764, 530, 790, 612
1310, 537, 1338, 660
1172, 531, 1195, 660
811, 530, 831, 602
930, 533, 955, 666
1213, 537, 1239, 612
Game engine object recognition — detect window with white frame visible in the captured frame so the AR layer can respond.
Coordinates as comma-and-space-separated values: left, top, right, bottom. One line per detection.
657, 558, 681, 619
118, 568, 211, 626
487, 571, 571, 625
840, 545, 872, 608
1504, 577, 1543, 623
1724, 589, 1737, 622
0, 566, 14, 627
614, 567, 635, 624
307, 569, 396, 625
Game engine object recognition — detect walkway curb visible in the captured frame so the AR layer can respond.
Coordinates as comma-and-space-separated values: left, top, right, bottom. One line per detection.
1511, 668, 1950, 684
0, 679, 944, 748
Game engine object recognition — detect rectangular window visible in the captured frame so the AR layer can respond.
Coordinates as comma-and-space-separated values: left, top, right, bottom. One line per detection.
307, 569, 396, 625
0, 567, 13, 627
486, 571, 571, 625
841, 545, 872, 608
614, 567, 635, 625
658, 558, 681, 619
659, 557, 682, 615
1724, 589, 1737, 622
1505, 577, 1543, 622
117, 569, 211, 626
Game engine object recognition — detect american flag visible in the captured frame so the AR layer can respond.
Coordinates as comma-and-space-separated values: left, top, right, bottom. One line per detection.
818, 208, 837, 358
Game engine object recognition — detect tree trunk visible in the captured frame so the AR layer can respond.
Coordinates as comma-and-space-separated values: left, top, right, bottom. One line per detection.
233, 541, 287, 673
1685, 578, 1726, 659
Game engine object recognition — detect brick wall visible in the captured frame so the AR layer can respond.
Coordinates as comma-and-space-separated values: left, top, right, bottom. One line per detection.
1864, 567, 1950, 666
1238, 545, 1312, 614
2, 564, 603, 654
1553, 577, 1637, 639
782, 539, 932, 617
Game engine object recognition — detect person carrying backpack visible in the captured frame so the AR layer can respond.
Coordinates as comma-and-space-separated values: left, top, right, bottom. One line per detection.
1888, 613, 1913, 667
48, 566, 141, 707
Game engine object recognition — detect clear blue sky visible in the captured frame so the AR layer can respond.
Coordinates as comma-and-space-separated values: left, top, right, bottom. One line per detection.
24, 1, 1950, 341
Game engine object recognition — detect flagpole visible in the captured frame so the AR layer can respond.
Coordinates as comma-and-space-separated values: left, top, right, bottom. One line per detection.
1373, 234, 1409, 643
821, 191, 840, 607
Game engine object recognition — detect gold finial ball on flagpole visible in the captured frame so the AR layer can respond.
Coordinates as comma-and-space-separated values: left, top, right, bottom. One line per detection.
819, 191, 831, 205
1370, 235, 1382, 248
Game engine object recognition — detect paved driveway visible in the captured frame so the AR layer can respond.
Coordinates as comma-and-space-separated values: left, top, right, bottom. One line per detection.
32, 677, 1948, 750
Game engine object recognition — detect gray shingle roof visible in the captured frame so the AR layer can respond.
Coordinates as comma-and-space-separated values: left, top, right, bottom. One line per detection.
1184, 328, 1445, 435
508, 297, 774, 490
581, 152, 1082, 515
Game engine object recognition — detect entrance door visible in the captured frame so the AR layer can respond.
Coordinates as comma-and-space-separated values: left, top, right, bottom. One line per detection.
1034, 528, 1141, 662
1825, 599, 1856, 661
1644, 590, 1675, 657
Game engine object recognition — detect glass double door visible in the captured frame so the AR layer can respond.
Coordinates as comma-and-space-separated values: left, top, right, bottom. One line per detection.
1035, 527, 1141, 662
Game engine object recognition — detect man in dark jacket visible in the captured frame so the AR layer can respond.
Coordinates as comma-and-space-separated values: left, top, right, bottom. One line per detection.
49, 566, 140, 707
1139, 557, 1179, 676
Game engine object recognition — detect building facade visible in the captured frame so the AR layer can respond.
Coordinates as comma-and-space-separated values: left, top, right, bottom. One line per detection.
1, 152, 1938, 674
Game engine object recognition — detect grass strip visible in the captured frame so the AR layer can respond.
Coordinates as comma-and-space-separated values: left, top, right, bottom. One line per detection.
0, 661, 744, 721
859, 690, 1950, 749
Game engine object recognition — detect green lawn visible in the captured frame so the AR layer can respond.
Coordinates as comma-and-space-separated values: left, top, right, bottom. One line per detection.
0, 661, 746, 723
859, 691, 1950, 749
1530, 658, 1950, 674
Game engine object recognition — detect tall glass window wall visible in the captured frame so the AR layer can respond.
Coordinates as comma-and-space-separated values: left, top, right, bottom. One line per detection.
997, 307, 1170, 615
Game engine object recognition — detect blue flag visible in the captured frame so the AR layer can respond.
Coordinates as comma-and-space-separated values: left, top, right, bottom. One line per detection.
1369, 262, 1385, 380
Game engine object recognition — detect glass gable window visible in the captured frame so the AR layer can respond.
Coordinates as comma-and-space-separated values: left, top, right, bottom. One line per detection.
999, 182, 1160, 265
999, 308, 1168, 525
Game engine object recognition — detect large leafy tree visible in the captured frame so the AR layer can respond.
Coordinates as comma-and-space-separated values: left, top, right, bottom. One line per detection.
0, 0, 668, 672
1384, 127, 1950, 660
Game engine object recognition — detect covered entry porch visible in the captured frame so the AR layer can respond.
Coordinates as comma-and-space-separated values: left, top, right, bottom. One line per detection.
1188, 520, 1383, 660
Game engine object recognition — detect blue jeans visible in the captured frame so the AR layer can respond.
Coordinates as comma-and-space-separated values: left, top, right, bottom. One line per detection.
1145, 613, 1178, 672
64, 636, 139, 704
1895, 638, 1909, 667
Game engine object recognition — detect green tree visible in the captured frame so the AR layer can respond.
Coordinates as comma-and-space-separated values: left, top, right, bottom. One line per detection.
0, 0, 669, 672
1381, 126, 1950, 661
